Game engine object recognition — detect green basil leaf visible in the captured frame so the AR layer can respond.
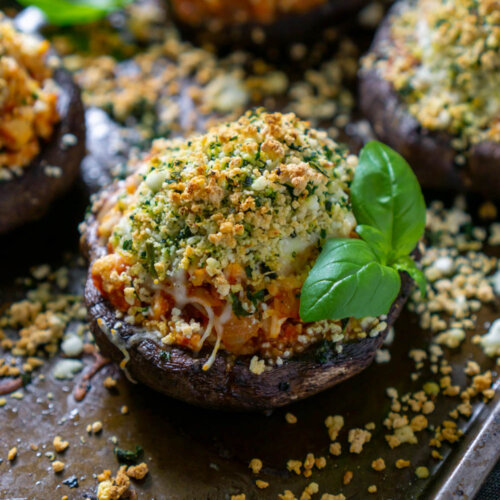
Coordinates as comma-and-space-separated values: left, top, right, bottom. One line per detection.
18, 0, 131, 25
351, 141, 426, 262
393, 256, 427, 297
355, 224, 389, 264
299, 238, 401, 322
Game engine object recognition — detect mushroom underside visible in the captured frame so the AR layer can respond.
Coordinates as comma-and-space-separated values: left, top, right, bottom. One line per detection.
82, 206, 413, 411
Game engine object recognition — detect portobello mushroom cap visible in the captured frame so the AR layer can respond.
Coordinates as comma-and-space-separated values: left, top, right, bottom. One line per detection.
82, 186, 413, 411
0, 68, 86, 234
359, 2, 500, 198
169, 0, 370, 51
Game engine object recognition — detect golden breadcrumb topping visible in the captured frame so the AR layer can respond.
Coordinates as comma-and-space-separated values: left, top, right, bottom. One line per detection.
363, 0, 500, 146
89, 110, 387, 365
0, 15, 60, 177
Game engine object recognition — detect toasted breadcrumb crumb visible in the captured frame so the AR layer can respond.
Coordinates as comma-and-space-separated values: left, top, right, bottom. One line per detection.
53, 436, 69, 453
7, 446, 17, 461
126, 463, 149, 480
97, 466, 136, 500
348, 428, 371, 453
396, 459, 410, 469
278, 491, 296, 500
343, 470, 353, 485
91, 421, 103, 434
371, 458, 386, 471
415, 466, 430, 479
329, 442, 341, 456
287, 459, 302, 475
325, 415, 344, 441
97, 470, 111, 482
300, 482, 319, 500
103, 376, 117, 389
52, 460, 65, 473
249, 458, 262, 474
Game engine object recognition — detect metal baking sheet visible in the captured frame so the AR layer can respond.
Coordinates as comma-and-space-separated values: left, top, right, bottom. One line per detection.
0, 2, 499, 498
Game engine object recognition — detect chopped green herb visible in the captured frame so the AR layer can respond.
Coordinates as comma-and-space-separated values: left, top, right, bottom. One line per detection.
231, 294, 252, 317
114, 446, 144, 464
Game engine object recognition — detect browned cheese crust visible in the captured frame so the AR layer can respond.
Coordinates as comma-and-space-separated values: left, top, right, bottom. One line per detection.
0, 68, 86, 234
359, 2, 500, 198
81, 185, 413, 412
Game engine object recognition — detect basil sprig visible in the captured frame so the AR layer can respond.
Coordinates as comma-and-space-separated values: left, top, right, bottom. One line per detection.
18, 0, 131, 26
299, 141, 426, 322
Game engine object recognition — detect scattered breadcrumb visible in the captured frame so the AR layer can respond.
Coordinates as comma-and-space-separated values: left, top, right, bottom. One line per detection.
371, 458, 386, 471
249, 458, 262, 474
343, 470, 353, 485
415, 466, 430, 479
53, 436, 69, 453
287, 459, 302, 475
97, 464, 146, 500
52, 460, 65, 473
126, 463, 149, 480
325, 415, 344, 441
103, 376, 117, 389
91, 421, 103, 434
396, 459, 410, 469
8, 446, 17, 461
329, 442, 341, 456
300, 482, 319, 500
348, 428, 372, 453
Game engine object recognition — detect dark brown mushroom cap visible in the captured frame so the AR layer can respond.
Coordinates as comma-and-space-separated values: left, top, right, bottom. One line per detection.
170, 0, 370, 51
81, 186, 414, 411
359, 1, 500, 198
0, 67, 86, 234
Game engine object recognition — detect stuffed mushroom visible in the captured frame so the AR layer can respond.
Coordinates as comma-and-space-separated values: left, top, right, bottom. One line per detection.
169, 0, 370, 49
82, 110, 417, 411
359, 0, 500, 196
0, 15, 85, 233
